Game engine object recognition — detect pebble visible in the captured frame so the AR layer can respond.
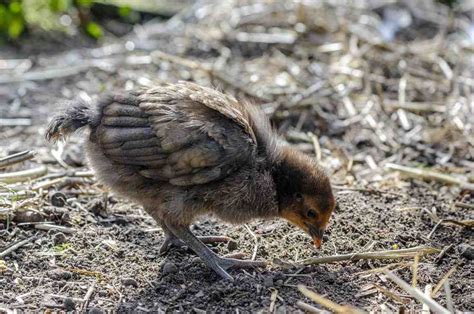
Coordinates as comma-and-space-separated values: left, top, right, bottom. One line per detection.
63, 297, 75, 311
161, 262, 178, 275
88, 307, 104, 314
122, 277, 139, 287
263, 276, 274, 287
50, 192, 67, 207
48, 269, 72, 280
53, 232, 67, 245
227, 240, 238, 251
89, 200, 108, 218
146, 254, 157, 260
459, 244, 474, 260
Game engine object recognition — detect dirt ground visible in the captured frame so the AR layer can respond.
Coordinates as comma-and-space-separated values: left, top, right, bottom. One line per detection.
1, 1, 473, 312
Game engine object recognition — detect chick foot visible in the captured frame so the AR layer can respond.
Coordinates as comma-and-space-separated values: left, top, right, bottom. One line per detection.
166, 222, 265, 281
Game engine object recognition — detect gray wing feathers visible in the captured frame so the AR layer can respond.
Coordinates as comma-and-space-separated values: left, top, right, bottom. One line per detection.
97, 82, 257, 186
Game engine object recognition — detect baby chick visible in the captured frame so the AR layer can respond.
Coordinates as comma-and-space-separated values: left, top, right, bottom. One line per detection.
46, 81, 335, 280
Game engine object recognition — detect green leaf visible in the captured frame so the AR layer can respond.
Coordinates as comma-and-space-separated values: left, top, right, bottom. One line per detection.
8, 18, 24, 39
118, 5, 131, 17
53, 243, 71, 252
49, 0, 70, 12
9, 1, 22, 14
85, 21, 102, 39
77, 0, 93, 8
0, 5, 7, 29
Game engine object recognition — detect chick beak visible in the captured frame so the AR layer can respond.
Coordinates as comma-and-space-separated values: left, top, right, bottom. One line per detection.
312, 236, 322, 249
307, 225, 324, 249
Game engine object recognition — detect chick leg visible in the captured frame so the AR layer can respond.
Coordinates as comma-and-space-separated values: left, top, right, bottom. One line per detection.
165, 222, 265, 281
158, 221, 233, 254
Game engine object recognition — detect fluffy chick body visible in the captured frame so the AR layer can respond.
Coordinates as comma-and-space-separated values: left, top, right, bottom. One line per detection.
47, 81, 334, 279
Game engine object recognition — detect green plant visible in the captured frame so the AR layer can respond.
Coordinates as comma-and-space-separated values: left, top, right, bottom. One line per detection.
0, 0, 135, 41
0, 1, 26, 39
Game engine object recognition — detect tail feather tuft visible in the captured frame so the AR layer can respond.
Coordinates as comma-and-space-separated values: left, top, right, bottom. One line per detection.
46, 100, 95, 143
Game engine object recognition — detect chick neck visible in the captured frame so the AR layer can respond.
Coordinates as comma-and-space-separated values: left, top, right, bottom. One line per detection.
271, 149, 306, 212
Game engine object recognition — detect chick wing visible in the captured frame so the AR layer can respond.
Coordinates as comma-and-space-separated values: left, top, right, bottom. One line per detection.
95, 82, 257, 186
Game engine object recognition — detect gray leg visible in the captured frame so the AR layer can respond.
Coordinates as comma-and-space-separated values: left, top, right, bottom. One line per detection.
156, 218, 233, 254
159, 223, 184, 254
165, 222, 265, 281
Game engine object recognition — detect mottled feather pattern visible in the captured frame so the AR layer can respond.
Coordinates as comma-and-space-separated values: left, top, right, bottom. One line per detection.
87, 82, 260, 186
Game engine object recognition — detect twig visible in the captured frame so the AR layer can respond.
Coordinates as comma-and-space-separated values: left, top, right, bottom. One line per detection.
422, 285, 432, 314
385, 163, 474, 190
435, 244, 453, 263
244, 224, 259, 261
231, 31, 297, 44
373, 284, 406, 304
412, 254, 419, 287
397, 75, 411, 130
431, 266, 456, 298
332, 185, 403, 197
0, 118, 32, 126
35, 224, 76, 234
385, 100, 446, 113
0, 166, 48, 184
427, 219, 444, 239
454, 202, 474, 210
383, 270, 449, 314
298, 285, 364, 314
48, 294, 84, 302
81, 281, 96, 311
443, 280, 454, 313
301, 246, 439, 265
0, 64, 89, 84
0, 151, 36, 169
269, 289, 278, 313
308, 132, 322, 162
0, 235, 37, 258
296, 301, 324, 313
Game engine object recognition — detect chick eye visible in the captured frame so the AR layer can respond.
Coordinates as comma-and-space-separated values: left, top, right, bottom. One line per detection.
307, 209, 317, 219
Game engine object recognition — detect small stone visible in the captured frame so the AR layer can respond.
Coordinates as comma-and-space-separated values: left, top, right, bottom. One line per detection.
275, 279, 283, 286
459, 244, 474, 260
63, 297, 75, 311
53, 232, 67, 245
122, 277, 139, 287
89, 200, 108, 218
191, 257, 201, 264
13, 210, 44, 223
263, 276, 274, 287
146, 254, 157, 260
195, 290, 205, 298
48, 269, 72, 280
50, 192, 67, 207
161, 262, 178, 275
227, 240, 238, 251
88, 307, 104, 314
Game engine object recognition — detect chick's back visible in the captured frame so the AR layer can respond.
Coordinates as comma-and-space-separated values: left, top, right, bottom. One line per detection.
92, 83, 259, 185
